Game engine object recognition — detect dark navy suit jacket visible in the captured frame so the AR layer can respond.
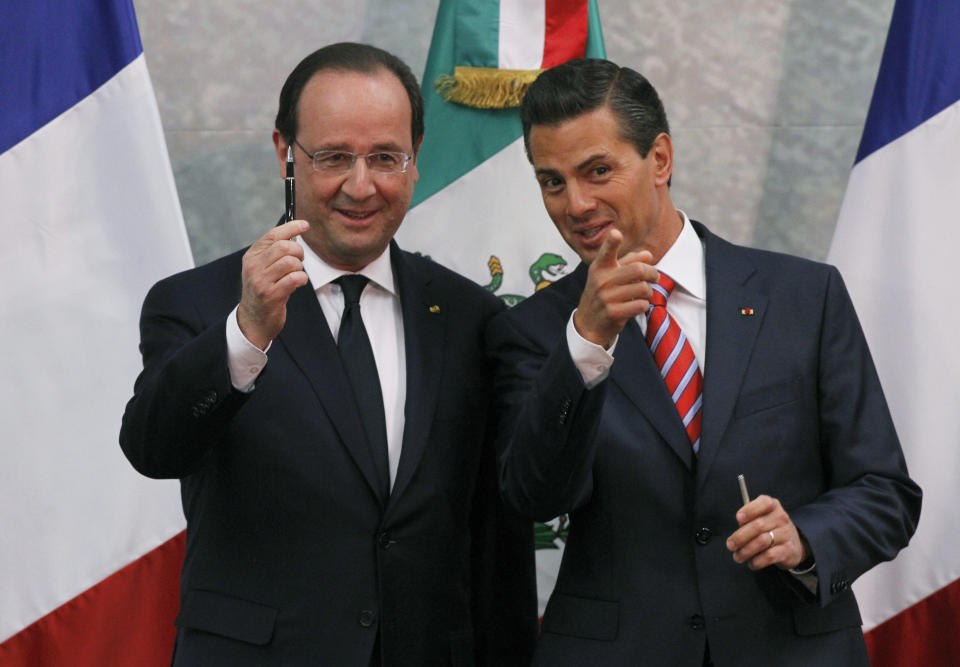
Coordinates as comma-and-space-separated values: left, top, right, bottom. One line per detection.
486, 221, 920, 667
121, 240, 536, 666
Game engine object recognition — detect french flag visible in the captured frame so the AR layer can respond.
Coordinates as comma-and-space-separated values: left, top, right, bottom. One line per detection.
828, 1, 960, 664
0, 1, 192, 664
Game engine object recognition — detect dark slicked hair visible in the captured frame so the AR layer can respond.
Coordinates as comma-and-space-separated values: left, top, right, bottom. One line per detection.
520, 58, 669, 162
275, 42, 424, 151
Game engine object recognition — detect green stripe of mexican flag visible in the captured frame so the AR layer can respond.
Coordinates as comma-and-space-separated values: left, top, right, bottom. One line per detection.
396, 0, 605, 614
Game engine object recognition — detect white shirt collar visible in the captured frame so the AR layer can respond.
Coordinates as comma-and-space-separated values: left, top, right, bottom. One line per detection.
655, 210, 705, 301
296, 237, 397, 297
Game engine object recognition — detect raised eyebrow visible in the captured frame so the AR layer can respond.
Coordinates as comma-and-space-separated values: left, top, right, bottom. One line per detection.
575, 153, 609, 172
369, 143, 406, 153
312, 144, 404, 153
312, 143, 352, 153
534, 167, 561, 179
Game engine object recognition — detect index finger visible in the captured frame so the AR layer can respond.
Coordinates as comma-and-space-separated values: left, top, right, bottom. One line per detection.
736, 494, 776, 524
265, 219, 309, 242
594, 228, 623, 268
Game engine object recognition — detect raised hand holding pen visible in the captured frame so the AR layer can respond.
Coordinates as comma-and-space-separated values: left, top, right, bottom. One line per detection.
238, 219, 309, 351
572, 229, 659, 348
727, 474, 810, 571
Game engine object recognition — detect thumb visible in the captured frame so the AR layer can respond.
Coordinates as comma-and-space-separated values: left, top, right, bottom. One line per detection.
595, 229, 623, 267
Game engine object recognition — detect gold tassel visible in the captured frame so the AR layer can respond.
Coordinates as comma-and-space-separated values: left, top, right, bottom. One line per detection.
435, 66, 543, 109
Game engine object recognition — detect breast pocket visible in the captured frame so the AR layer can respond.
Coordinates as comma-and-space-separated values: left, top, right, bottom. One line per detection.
734, 376, 803, 419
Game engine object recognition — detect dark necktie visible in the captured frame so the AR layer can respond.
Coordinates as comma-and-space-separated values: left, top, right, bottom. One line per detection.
335, 275, 390, 499
646, 272, 704, 454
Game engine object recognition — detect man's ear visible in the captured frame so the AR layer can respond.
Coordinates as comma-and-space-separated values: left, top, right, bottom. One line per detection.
272, 129, 290, 177
411, 135, 424, 163
651, 132, 673, 187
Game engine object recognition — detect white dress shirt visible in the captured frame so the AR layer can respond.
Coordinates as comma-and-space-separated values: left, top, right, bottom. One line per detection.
226, 238, 406, 488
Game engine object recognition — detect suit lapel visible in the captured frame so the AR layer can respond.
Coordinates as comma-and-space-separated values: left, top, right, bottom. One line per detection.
388, 244, 444, 508
695, 224, 766, 488
611, 319, 696, 471
560, 264, 694, 471
278, 281, 387, 506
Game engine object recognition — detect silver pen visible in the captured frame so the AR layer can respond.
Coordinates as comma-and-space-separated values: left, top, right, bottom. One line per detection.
737, 473, 750, 506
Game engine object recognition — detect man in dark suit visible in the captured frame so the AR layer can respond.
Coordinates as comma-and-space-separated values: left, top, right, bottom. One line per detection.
120, 43, 535, 666
486, 58, 921, 666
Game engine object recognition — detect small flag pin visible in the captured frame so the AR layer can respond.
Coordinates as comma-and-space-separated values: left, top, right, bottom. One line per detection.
429, 305, 441, 313
739, 307, 755, 316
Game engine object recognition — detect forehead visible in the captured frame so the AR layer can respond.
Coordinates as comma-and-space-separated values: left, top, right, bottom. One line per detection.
529, 106, 637, 169
296, 67, 413, 148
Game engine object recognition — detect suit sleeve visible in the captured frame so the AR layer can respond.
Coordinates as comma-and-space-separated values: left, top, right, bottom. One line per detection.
486, 308, 608, 522
789, 266, 922, 606
469, 388, 538, 667
119, 277, 248, 479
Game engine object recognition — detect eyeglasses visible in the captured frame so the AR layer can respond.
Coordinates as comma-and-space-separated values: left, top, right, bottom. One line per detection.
293, 139, 412, 175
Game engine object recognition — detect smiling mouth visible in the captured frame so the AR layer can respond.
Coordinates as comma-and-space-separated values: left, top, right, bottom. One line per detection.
338, 209, 377, 220
575, 222, 611, 239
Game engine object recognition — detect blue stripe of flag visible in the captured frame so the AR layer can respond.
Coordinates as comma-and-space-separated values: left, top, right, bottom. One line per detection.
855, 0, 960, 164
0, 0, 142, 154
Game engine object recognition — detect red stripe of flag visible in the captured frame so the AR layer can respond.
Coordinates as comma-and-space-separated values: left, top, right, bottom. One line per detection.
541, 0, 589, 68
0, 531, 185, 667
864, 577, 960, 667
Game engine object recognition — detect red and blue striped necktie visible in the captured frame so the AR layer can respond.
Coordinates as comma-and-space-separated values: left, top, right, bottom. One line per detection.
645, 272, 703, 454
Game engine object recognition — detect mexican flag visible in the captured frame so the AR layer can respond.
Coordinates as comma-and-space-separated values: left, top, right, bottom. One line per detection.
828, 0, 960, 663
396, 0, 606, 613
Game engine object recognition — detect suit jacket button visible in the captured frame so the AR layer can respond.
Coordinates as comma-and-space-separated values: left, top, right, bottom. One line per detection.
689, 614, 705, 630
378, 532, 392, 549
358, 610, 376, 628
695, 527, 712, 545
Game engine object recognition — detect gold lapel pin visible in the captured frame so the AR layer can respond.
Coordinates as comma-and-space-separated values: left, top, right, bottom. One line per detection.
739, 307, 755, 316
429, 305, 441, 313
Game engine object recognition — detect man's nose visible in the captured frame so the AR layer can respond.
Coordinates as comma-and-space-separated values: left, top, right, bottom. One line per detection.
566, 181, 595, 218
340, 157, 377, 199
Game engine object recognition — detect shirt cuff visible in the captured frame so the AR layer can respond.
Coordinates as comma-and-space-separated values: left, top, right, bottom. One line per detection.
789, 561, 818, 595
565, 310, 617, 389
225, 305, 270, 393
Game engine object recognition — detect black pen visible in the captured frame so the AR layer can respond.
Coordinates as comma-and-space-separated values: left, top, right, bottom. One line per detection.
285, 145, 296, 222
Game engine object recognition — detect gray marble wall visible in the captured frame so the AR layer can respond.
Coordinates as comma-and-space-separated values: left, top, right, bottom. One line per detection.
134, 0, 894, 266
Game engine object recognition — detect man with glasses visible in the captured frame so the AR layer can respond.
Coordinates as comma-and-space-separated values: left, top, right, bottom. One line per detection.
120, 42, 535, 666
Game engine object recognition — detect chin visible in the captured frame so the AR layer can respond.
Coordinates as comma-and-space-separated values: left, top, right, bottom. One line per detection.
573, 246, 597, 264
